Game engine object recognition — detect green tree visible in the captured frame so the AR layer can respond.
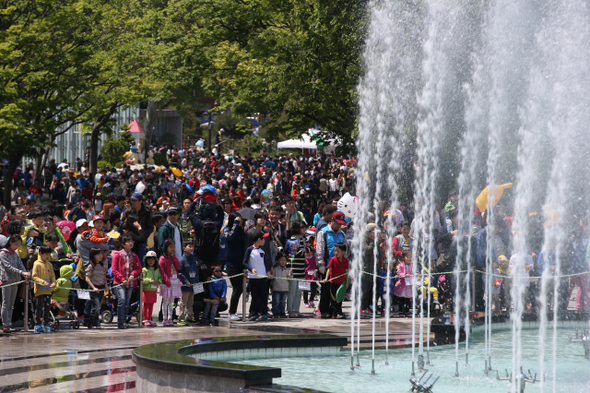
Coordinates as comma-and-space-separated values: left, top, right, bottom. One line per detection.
102, 132, 134, 167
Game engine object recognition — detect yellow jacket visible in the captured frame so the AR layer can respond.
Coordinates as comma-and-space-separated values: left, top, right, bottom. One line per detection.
32, 257, 56, 297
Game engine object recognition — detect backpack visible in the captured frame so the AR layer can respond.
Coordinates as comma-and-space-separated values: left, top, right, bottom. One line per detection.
196, 220, 220, 264
67, 206, 80, 222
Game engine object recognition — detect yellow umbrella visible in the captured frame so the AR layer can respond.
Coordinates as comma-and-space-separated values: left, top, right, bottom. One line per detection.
171, 167, 182, 177
475, 183, 513, 212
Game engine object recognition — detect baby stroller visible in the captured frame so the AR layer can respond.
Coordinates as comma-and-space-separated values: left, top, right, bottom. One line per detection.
100, 287, 140, 325
50, 261, 81, 329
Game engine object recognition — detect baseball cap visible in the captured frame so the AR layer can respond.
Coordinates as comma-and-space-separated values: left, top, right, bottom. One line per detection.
76, 219, 89, 229
131, 193, 143, 201
145, 251, 158, 258
252, 230, 269, 242
332, 211, 347, 225
92, 215, 105, 223
167, 206, 180, 215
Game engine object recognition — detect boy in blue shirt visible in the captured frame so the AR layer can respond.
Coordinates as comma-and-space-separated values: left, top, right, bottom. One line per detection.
178, 241, 199, 325
203, 265, 227, 325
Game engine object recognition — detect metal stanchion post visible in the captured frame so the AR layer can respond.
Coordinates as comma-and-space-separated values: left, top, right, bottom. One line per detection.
242, 269, 247, 322
138, 272, 143, 327
24, 280, 29, 332
472, 270, 476, 314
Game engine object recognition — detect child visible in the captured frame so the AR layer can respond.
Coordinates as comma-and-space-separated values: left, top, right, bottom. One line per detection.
111, 235, 142, 329
142, 251, 162, 326
323, 242, 349, 319
51, 263, 78, 316
85, 247, 108, 328
378, 262, 396, 316
178, 241, 199, 325
159, 238, 182, 326
83, 215, 109, 244
272, 253, 290, 318
21, 209, 46, 264
394, 251, 415, 317
303, 246, 318, 309
493, 255, 511, 312
1, 236, 31, 333
203, 265, 227, 324
32, 245, 57, 333
243, 230, 273, 321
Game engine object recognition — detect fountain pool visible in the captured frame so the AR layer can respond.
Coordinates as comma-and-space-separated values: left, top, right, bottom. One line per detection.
231, 328, 590, 393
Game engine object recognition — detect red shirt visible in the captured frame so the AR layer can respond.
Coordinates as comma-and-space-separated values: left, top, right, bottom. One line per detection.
328, 256, 349, 285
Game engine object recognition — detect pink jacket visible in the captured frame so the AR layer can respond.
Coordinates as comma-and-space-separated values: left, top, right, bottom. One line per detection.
394, 262, 413, 298
111, 250, 142, 286
159, 255, 181, 287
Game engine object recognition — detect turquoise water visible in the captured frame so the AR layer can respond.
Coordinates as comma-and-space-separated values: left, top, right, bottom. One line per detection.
232, 330, 590, 393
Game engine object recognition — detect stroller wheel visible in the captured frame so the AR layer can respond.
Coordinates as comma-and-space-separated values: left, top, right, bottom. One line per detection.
101, 309, 113, 324
69, 321, 75, 329
50, 320, 59, 330
73, 321, 80, 329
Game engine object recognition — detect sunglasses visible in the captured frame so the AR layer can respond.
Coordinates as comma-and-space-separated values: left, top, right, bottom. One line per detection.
214, 270, 222, 272
168, 211, 179, 215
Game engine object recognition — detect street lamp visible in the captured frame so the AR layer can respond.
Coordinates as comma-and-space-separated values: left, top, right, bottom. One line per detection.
204, 110, 218, 153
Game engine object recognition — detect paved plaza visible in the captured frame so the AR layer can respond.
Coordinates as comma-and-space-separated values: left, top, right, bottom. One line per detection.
0, 300, 427, 392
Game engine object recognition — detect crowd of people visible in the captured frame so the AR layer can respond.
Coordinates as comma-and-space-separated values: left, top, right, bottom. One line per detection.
0, 145, 360, 332
1, 143, 588, 334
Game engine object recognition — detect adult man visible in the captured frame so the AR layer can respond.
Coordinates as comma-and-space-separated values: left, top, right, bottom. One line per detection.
178, 197, 194, 241
268, 206, 287, 263
315, 211, 347, 318
284, 196, 307, 227
187, 197, 224, 267
316, 205, 336, 232
158, 205, 183, 259
127, 193, 153, 261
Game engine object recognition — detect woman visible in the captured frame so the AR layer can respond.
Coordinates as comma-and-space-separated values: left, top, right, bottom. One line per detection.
120, 214, 146, 255
1, 236, 31, 333
224, 212, 245, 321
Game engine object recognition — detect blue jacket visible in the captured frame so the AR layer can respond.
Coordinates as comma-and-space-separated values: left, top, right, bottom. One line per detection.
209, 276, 227, 299
179, 253, 199, 292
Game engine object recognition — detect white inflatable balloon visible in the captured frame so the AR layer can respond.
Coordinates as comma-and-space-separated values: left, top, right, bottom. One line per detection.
337, 192, 358, 219
135, 181, 146, 194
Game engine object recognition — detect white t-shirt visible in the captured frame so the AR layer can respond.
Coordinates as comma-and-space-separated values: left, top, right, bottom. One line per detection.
248, 248, 266, 279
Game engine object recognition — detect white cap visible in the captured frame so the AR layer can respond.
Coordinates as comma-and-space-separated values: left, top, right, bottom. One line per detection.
0, 235, 7, 248
75, 219, 89, 229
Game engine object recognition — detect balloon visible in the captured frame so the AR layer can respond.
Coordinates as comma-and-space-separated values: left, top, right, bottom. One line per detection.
171, 167, 182, 177
337, 192, 358, 219
56, 220, 75, 241
261, 189, 273, 204
475, 183, 513, 212
135, 181, 145, 194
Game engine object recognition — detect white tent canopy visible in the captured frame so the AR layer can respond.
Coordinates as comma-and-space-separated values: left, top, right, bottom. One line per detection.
276, 133, 318, 150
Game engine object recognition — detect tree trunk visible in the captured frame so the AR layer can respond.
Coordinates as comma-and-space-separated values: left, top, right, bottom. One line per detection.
34, 147, 47, 181
88, 103, 120, 180
143, 100, 157, 156
3, 156, 20, 208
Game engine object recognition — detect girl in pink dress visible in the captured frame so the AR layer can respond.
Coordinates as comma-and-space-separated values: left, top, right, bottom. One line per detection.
158, 238, 182, 326
394, 251, 414, 317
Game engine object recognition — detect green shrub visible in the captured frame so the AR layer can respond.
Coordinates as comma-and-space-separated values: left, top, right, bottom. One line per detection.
97, 160, 110, 170
153, 152, 168, 166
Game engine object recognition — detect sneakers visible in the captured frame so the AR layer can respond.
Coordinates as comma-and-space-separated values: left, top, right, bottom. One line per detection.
304, 303, 311, 308
248, 315, 258, 322
177, 320, 188, 326
360, 310, 373, 319
163, 319, 174, 326
433, 299, 440, 304
336, 313, 346, 319
2, 326, 17, 333
309, 301, 315, 308
187, 318, 198, 325
256, 315, 268, 322
34, 325, 44, 334
229, 314, 241, 321
314, 309, 322, 316
148, 321, 157, 327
